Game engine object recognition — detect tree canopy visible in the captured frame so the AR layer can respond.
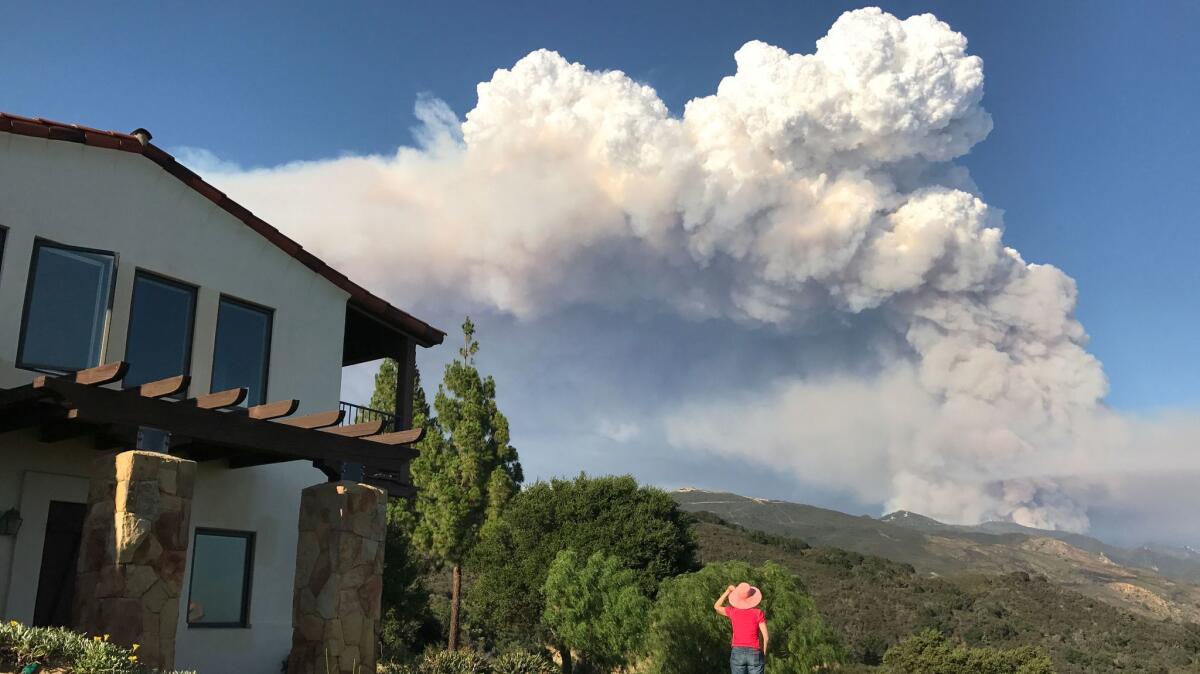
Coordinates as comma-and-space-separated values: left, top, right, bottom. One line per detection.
643, 560, 844, 674
410, 318, 523, 649
469, 474, 697, 648
542, 550, 650, 672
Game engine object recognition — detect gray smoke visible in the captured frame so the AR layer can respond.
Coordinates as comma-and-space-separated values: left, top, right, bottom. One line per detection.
185, 8, 1198, 533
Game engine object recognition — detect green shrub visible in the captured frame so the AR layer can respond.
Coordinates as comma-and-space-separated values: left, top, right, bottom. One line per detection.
542, 550, 649, 672
0, 619, 195, 674
644, 561, 844, 674
491, 651, 556, 674
882, 629, 1055, 674
409, 649, 491, 674
383, 649, 556, 674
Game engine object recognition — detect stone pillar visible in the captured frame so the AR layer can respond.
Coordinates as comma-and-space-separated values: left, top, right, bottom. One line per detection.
74, 450, 196, 671
287, 481, 386, 674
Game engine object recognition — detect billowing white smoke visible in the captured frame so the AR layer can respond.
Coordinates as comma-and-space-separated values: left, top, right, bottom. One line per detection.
197, 8, 1141, 531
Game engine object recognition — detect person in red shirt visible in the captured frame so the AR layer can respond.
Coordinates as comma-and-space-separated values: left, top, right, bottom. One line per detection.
714, 582, 769, 674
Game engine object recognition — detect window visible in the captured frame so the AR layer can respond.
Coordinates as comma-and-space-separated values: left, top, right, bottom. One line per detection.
187, 529, 254, 628
0, 226, 8, 277
210, 297, 273, 406
123, 271, 197, 389
18, 239, 117, 373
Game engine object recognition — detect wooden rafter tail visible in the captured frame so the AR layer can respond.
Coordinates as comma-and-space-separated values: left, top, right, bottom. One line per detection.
275, 409, 344, 429
322, 418, 386, 438
72, 361, 129, 386
248, 399, 300, 420
189, 387, 247, 410
365, 427, 425, 445
32, 362, 129, 390
134, 375, 190, 399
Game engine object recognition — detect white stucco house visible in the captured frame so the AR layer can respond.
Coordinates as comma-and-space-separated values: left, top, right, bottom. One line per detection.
0, 112, 443, 673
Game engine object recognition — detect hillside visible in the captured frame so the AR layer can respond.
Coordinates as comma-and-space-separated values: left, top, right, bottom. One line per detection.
674, 489, 1200, 623
691, 515, 1200, 673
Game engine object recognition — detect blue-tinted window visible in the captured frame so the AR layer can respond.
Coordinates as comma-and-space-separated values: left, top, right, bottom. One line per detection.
211, 297, 272, 405
187, 529, 254, 628
124, 272, 197, 389
18, 240, 116, 373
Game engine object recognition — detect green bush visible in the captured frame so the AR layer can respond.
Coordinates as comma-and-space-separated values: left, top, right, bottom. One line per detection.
383, 649, 554, 674
542, 550, 649, 672
644, 561, 844, 674
491, 651, 556, 674
882, 629, 1055, 674
0, 619, 195, 674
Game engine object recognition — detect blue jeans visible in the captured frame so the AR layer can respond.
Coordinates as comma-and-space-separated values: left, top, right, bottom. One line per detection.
730, 646, 764, 674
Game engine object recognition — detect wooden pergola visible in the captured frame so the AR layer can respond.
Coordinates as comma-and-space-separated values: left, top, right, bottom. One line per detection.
0, 362, 423, 497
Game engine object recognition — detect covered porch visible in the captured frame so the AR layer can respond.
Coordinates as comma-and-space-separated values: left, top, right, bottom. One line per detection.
0, 361, 425, 673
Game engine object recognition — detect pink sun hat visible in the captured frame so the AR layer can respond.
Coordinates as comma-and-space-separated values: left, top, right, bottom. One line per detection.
728, 582, 762, 609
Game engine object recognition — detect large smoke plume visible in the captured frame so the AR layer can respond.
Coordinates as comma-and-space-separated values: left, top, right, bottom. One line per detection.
190, 8, 1197, 534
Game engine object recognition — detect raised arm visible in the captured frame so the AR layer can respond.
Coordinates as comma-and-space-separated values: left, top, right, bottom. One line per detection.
759, 620, 770, 656
713, 585, 735, 616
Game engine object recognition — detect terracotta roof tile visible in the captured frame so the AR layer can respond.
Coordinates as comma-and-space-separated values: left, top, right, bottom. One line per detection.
0, 111, 444, 347
83, 132, 122, 150
10, 119, 51, 138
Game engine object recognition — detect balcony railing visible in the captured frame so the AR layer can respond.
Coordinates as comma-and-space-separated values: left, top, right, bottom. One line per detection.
338, 401, 396, 433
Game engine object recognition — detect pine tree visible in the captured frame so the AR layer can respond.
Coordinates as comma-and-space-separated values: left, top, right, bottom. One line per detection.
411, 317, 522, 650
369, 357, 398, 415
374, 363, 439, 659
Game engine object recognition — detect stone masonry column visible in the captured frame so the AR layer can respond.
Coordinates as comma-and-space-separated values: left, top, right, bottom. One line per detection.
74, 450, 196, 671
287, 481, 386, 674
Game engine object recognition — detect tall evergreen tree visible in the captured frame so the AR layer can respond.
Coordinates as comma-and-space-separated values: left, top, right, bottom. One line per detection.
369, 357, 398, 414
411, 317, 523, 650
374, 363, 440, 659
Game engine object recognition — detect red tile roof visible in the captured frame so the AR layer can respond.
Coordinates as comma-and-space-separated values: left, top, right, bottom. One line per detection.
0, 112, 444, 347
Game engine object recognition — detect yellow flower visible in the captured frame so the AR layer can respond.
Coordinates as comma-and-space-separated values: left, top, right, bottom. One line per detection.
132, 643, 140, 652
128, 655, 138, 662
93, 635, 102, 642
8, 619, 18, 627
103, 633, 110, 641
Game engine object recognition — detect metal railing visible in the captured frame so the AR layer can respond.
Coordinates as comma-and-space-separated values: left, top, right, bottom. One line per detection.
338, 401, 396, 432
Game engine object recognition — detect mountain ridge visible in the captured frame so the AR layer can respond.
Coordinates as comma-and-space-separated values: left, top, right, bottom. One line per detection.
672, 488, 1200, 623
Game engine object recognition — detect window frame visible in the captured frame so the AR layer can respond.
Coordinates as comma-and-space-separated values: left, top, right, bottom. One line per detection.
16, 237, 119, 374
210, 294, 274, 406
122, 269, 199, 391
186, 527, 256, 629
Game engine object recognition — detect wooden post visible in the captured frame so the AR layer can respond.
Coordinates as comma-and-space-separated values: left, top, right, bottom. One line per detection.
394, 336, 416, 430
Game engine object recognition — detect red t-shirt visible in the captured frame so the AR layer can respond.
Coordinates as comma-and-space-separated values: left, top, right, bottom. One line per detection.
725, 606, 765, 648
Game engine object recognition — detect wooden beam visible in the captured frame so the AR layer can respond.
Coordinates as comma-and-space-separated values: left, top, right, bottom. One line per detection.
0, 400, 66, 434
32, 362, 131, 390
364, 471, 416, 499
226, 454, 288, 469
365, 428, 424, 445
189, 387, 247, 410
72, 362, 129, 386
31, 377, 413, 473
248, 399, 300, 420
395, 337, 416, 430
0, 385, 52, 408
40, 416, 104, 443
133, 375, 190, 399
322, 419, 386, 438
275, 410, 344, 429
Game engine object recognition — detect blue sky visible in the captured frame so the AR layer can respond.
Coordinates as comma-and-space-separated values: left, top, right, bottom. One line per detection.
5, 3, 1200, 541
4, 1, 1196, 413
